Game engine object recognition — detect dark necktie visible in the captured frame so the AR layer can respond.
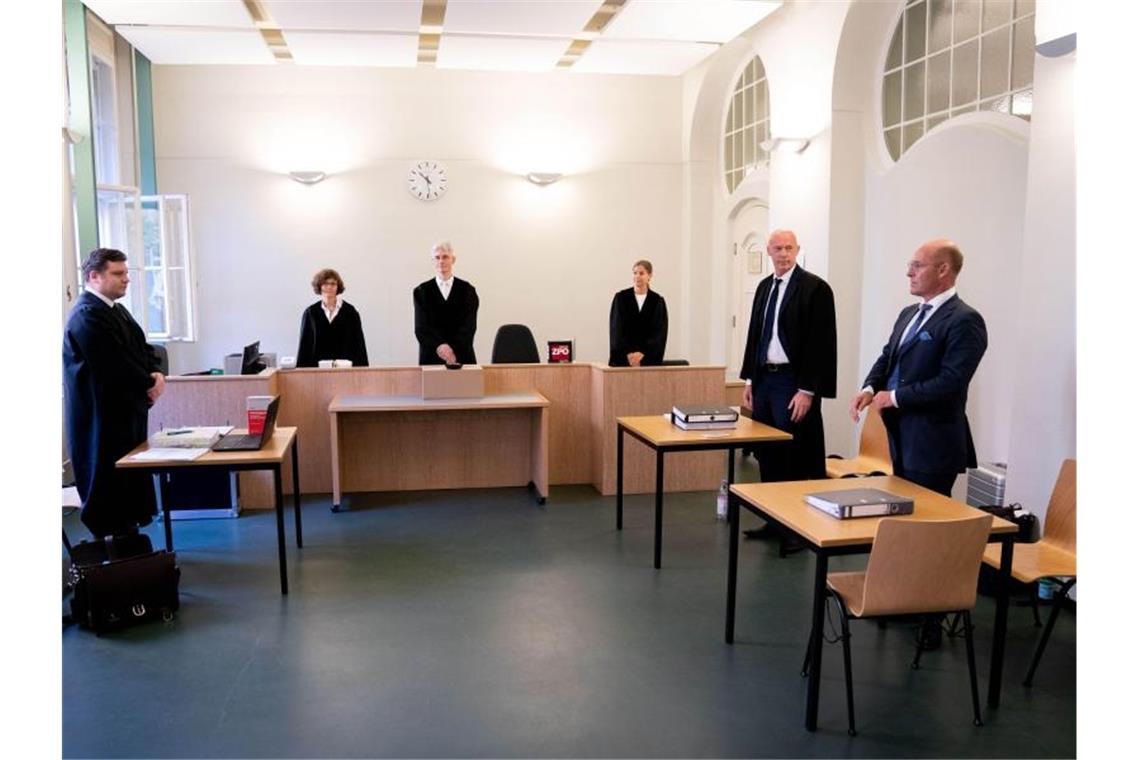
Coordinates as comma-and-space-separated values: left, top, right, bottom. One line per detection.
756, 277, 782, 367
887, 303, 931, 390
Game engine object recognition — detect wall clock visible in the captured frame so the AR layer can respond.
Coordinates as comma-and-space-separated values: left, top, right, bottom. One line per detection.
407, 160, 447, 201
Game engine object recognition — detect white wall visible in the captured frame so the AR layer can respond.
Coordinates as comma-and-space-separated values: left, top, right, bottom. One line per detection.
153, 65, 684, 373
1003, 48, 1076, 517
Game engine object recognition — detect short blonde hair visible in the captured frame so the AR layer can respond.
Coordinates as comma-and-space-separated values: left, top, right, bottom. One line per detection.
633, 259, 653, 275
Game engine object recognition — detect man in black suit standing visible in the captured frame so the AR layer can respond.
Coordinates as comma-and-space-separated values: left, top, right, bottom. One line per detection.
741, 229, 837, 483
64, 248, 166, 538
851, 238, 987, 497
413, 241, 480, 365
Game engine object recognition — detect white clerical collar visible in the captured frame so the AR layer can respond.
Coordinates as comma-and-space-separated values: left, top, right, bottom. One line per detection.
85, 285, 115, 308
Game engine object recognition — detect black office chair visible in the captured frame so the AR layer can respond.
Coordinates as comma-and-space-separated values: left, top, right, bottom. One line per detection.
660, 359, 689, 366
491, 324, 541, 363
149, 343, 169, 376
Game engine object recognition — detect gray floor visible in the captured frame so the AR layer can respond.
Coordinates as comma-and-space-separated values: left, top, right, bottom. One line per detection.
62, 457, 1076, 758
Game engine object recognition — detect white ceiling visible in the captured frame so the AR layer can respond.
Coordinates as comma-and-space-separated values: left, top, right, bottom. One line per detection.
83, 0, 782, 76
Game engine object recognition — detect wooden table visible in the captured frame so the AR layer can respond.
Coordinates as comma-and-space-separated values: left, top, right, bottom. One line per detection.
329, 393, 550, 511
724, 475, 1018, 731
117, 427, 302, 595
615, 414, 792, 568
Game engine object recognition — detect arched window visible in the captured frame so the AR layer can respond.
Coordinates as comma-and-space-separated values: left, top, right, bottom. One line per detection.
723, 56, 770, 193
882, 0, 1036, 161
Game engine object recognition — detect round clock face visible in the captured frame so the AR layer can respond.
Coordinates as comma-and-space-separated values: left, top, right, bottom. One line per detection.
407, 160, 447, 201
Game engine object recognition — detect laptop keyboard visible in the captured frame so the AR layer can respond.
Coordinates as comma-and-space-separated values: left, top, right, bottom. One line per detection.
213, 434, 259, 450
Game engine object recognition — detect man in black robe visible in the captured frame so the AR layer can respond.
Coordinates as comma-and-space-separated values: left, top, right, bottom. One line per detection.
64, 248, 165, 537
413, 241, 479, 364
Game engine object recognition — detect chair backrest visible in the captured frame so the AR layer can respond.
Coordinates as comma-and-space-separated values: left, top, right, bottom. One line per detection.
858, 515, 992, 616
1042, 459, 1076, 554
149, 343, 169, 376
490, 324, 540, 364
858, 406, 892, 472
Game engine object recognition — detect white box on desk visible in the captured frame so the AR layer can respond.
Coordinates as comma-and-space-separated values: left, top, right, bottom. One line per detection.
421, 365, 485, 399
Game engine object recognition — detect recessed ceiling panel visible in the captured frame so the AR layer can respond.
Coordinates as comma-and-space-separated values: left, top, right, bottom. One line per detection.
443, 0, 598, 36
114, 27, 275, 65
82, 0, 255, 28
603, 0, 781, 43
437, 35, 569, 72
572, 39, 718, 76
264, 0, 422, 32
284, 31, 419, 67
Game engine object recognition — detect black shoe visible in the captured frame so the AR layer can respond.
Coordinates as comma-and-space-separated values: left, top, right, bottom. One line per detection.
743, 524, 774, 540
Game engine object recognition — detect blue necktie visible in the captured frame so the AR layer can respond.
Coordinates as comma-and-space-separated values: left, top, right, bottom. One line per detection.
756, 278, 781, 368
887, 303, 931, 390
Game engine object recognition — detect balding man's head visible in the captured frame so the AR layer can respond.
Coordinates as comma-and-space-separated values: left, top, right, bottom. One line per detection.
908, 238, 962, 299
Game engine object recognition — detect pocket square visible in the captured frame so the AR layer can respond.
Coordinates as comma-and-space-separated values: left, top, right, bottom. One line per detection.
918, 331, 933, 341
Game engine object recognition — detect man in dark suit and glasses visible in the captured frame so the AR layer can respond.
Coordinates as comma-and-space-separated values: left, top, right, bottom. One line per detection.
740, 229, 837, 484
64, 248, 166, 537
413, 241, 480, 365
851, 238, 987, 497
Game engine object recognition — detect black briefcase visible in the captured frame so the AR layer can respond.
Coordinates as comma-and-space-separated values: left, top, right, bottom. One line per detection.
67, 535, 181, 634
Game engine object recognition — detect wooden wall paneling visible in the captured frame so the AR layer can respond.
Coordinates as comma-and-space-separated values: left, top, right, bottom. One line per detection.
483, 363, 592, 484
591, 365, 727, 495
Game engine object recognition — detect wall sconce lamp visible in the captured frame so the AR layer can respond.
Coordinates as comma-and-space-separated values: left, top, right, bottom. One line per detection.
526, 172, 563, 186
289, 170, 327, 185
760, 137, 811, 154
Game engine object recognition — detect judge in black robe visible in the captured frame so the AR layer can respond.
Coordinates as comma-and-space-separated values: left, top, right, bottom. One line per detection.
413, 242, 479, 365
64, 249, 165, 538
296, 268, 369, 367
609, 259, 668, 367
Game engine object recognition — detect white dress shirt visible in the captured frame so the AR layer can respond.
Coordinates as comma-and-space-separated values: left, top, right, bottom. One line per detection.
745, 265, 812, 396
634, 291, 647, 311
321, 296, 343, 323
436, 275, 454, 300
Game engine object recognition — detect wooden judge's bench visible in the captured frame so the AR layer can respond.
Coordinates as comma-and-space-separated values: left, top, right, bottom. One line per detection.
148, 363, 742, 509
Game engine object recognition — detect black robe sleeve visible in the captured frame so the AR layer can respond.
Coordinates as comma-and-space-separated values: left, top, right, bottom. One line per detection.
413, 284, 445, 359
454, 283, 479, 361
296, 304, 318, 368
344, 303, 369, 367
608, 292, 627, 366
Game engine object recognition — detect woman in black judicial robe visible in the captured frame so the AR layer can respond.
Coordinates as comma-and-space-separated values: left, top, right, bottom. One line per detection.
296, 268, 369, 367
608, 259, 669, 367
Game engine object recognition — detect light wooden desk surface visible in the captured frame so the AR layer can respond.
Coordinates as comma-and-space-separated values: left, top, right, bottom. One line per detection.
117, 427, 298, 468
617, 414, 791, 448
329, 392, 549, 413
730, 475, 1017, 549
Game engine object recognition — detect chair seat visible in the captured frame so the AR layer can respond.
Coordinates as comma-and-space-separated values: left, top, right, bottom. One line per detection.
983, 541, 1076, 585
826, 455, 892, 479
827, 571, 868, 617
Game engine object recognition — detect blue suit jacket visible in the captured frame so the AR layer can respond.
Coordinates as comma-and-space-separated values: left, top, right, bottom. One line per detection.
862, 294, 987, 476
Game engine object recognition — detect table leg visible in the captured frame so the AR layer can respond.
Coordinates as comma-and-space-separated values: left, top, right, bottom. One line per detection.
725, 490, 740, 643
616, 425, 624, 530
653, 449, 664, 569
157, 472, 173, 551
291, 438, 303, 549
330, 411, 341, 513
805, 550, 829, 731
727, 447, 736, 484
988, 535, 1014, 707
274, 465, 288, 595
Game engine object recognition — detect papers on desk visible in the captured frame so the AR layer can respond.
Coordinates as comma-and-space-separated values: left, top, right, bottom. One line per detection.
150, 426, 233, 449
129, 447, 210, 462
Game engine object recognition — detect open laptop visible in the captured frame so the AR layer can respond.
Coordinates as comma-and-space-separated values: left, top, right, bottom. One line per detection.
212, 396, 280, 451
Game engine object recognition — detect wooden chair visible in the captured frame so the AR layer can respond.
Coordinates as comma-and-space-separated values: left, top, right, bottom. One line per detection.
982, 459, 1076, 687
826, 406, 892, 478
815, 514, 993, 735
